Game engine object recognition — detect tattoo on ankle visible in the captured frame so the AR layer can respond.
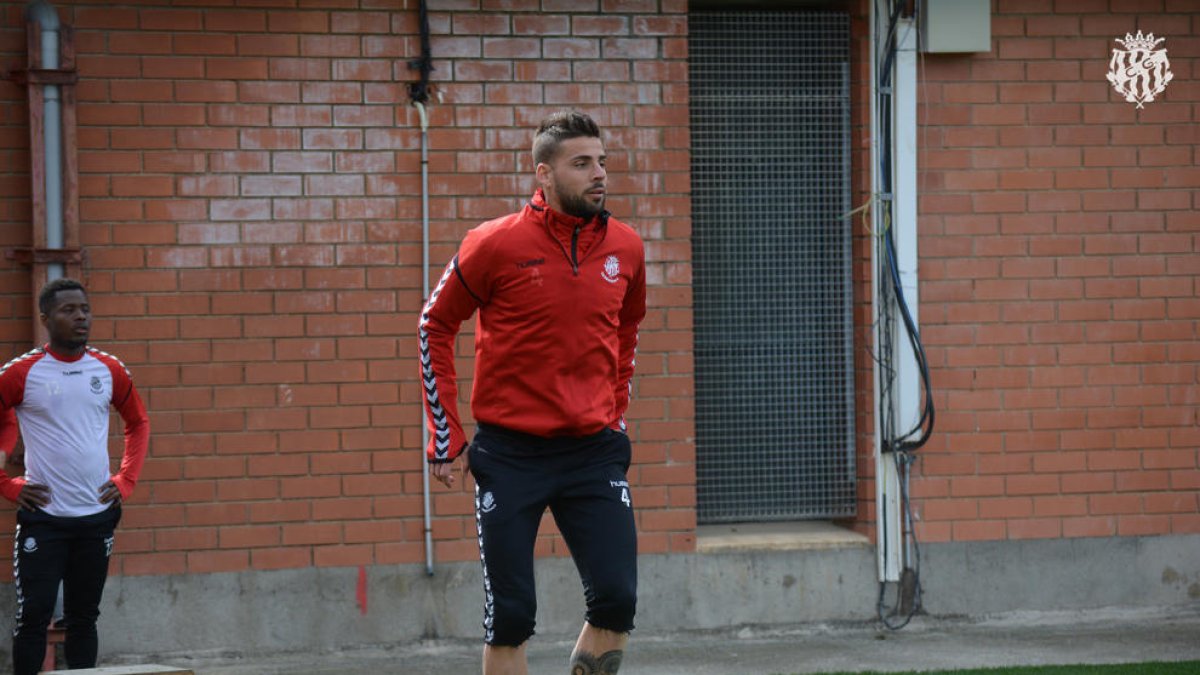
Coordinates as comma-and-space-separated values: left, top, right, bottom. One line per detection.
570, 649, 623, 674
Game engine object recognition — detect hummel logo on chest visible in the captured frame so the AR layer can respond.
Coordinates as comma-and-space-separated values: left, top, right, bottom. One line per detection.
516, 258, 545, 269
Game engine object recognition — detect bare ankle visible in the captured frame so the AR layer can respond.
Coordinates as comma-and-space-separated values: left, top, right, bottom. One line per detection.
569, 648, 623, 674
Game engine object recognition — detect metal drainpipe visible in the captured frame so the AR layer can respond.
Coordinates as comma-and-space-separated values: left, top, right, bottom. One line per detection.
890, 10, 921, 574
26, 0, 64, 281
414, 101, 434, 576
27, 0, 67, 625
871, 0, 900, 585
871, 0, 919, 584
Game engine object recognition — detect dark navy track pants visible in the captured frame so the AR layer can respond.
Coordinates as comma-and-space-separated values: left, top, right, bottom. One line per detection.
469, 423, 637, 647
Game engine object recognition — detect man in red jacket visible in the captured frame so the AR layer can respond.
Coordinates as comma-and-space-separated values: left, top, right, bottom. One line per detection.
420, 111, 646, 674
0, 278, 149, 674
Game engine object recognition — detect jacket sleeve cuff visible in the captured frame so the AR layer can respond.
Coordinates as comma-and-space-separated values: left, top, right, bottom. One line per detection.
111, 474, 135, 500
0, 476, 25, 503
426, 440, 467, 464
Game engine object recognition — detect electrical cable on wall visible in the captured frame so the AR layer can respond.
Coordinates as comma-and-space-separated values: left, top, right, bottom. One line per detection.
408, 0, 433, 104
873, 0, 935, 631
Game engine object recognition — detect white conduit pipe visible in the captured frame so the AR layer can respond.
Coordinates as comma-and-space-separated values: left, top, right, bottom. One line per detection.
414, 101, 434, 576
27, 0, 64, 281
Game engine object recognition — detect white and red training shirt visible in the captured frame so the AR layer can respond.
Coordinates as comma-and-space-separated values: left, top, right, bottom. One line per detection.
0, 345, 149, 518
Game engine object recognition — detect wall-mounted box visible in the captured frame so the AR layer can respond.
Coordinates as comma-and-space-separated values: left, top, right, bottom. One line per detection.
919, 0, 991, 53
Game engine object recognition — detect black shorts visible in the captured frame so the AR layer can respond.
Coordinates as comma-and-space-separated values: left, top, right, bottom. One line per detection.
469, 423, 638, 646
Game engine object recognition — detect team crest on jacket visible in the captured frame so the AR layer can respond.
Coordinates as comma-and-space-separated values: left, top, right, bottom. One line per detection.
90, 376, 103, 394
602, 255, 621, 283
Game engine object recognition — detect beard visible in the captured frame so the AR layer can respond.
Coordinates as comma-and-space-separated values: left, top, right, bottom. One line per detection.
555, 180, 605, 219
57, 330, 88, 350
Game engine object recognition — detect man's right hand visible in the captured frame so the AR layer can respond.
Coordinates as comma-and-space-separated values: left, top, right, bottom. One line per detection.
16, 483, 50, 510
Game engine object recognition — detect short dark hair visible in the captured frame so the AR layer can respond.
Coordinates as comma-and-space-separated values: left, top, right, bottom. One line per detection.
532, 111, 601, 166
38, 278, 87, 315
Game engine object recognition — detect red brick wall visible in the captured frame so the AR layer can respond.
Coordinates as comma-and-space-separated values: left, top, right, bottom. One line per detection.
0, 0, 694, 580
911, 0, 1200, 543
1, 0, 1195, 584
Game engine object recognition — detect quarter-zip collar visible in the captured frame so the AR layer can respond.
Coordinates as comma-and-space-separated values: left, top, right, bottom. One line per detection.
528, 189, 609, 276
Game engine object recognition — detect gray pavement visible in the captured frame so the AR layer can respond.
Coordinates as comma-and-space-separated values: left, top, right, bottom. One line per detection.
114, 604, 1200, 674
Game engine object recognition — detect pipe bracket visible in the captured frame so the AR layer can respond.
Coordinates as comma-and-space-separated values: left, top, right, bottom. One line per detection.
6, 248, 84, 265
7, 68, 78, 86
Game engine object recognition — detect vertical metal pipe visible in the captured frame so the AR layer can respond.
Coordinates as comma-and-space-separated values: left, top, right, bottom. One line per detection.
414, 101, 434, 576
871, 0, 902, 584
872, 0, 920, 584
892, 14, 921, 571
27, 0, 64, 281
892, 13, 921, 454
25, 4, 65, 619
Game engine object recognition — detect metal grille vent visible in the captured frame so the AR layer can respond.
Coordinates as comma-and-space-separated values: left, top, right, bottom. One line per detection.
689, 11, 855, 523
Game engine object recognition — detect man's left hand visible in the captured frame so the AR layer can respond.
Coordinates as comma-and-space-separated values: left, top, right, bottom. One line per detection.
430, 452, 470, 489
99, 480, 122, 505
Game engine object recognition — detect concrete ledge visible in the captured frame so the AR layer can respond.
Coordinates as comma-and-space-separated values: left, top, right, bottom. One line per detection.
696, 520, 870, 553
45, 662, 193, 667
0, 533, 1195, 666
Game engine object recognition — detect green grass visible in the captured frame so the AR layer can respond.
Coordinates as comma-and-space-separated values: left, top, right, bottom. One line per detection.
775, 662, 1200, 675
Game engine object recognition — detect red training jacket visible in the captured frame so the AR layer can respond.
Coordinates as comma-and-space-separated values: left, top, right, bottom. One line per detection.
419, 190, 647, 462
